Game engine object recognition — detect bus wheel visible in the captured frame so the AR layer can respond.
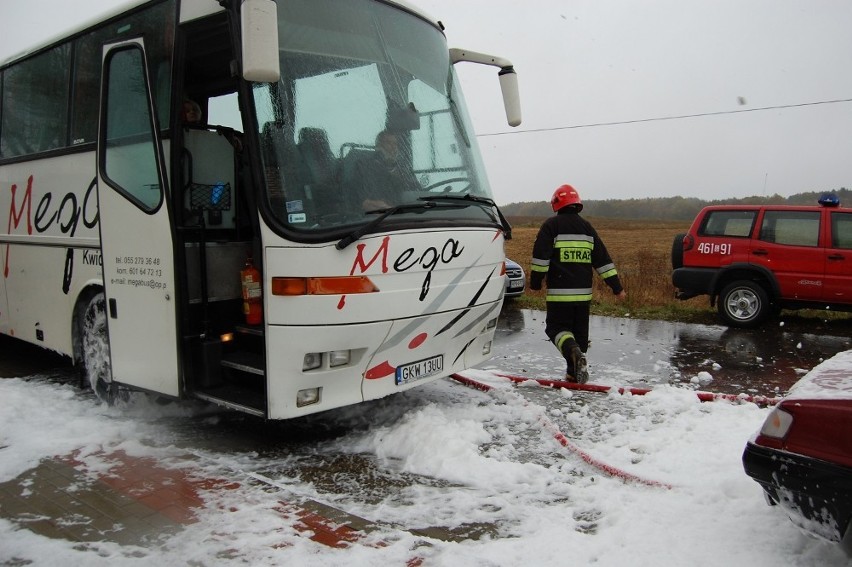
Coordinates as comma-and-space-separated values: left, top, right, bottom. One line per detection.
81, 292, 117, 403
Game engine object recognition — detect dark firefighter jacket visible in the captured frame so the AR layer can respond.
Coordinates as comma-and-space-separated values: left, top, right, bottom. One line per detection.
530, 208, 624, 302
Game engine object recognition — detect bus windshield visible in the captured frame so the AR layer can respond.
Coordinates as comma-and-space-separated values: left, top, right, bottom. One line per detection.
252, 0, 498, 238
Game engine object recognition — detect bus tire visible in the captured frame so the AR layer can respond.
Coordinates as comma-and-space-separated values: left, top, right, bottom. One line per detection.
80, 292, 116, 403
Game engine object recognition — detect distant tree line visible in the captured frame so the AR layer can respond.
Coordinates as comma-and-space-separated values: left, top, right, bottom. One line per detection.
501, 188, 852, 222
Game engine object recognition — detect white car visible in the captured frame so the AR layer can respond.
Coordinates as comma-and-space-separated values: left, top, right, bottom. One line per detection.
504, 258, 525, 299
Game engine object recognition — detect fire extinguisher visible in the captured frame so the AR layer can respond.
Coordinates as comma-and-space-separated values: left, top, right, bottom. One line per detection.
241, 255, 263, 325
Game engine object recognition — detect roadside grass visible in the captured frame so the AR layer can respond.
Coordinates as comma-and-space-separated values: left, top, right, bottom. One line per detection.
504, 219, 852, 333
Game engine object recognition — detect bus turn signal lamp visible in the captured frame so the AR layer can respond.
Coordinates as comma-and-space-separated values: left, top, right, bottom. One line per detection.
271, 276, 378, 296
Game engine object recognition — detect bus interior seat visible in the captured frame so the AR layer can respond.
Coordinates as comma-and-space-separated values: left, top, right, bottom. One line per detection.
297, 127, 335, 186
340, 145, 375, 206
295, 127, 340, 218
260, 121, 301, 213
261, 121, 291, 163
182, 127, 236, 229
181, 127, 245, 307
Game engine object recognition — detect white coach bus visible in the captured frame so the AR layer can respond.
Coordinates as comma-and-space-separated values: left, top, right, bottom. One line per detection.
0, 0, 520, 419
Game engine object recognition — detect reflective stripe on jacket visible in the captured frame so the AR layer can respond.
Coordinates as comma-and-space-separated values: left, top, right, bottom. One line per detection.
530, 209, 623, 301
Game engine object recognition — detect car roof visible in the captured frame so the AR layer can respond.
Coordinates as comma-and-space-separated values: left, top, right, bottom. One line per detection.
700, 204, 851, 213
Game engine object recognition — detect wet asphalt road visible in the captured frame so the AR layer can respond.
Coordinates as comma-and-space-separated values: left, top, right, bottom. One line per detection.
2, 306, 850, 401
1, 308, 850, 530
493, 304, 851, 398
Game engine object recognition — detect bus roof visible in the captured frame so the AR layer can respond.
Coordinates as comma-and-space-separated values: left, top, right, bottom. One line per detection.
1, 0, 152, 68
1, 0, 444, 69
386, 0, 442, 29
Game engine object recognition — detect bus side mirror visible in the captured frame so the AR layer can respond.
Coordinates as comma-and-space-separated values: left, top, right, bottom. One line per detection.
241, 0, 280, 82
449, 48, 522, 127
498, 68, 521, 127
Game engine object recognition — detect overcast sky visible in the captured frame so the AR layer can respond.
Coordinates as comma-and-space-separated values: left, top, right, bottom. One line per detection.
421, 0, 852, 205
3, 0, 852, 205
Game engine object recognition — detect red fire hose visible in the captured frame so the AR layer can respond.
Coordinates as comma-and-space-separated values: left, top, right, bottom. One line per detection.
491, 372, 781, 406
450, 373, 674, 489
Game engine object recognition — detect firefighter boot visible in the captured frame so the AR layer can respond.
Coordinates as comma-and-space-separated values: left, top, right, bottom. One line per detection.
570, 345, 588, 384
559, 335, 586, 384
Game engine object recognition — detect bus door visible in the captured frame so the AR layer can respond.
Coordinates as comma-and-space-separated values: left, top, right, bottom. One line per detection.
96, 39, 180, 397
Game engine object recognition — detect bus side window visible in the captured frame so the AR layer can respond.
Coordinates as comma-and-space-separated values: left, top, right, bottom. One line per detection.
1, 45, 71, 157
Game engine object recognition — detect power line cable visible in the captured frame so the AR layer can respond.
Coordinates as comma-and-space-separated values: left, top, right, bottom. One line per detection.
477, 97, 852, 137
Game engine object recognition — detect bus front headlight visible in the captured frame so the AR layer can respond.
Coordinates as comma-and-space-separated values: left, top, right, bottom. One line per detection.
329, 350, 351, 367
297, 387, 321, 407
303, 352, 322, 371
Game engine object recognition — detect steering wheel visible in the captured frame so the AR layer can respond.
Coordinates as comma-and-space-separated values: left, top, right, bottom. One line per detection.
422, 177, 471, 193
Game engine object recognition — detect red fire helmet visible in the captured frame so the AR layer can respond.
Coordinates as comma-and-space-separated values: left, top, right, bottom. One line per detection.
551, 184, 583, 212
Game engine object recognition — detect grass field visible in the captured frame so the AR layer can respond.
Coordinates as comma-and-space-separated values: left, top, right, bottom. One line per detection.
503, 216, 851, 331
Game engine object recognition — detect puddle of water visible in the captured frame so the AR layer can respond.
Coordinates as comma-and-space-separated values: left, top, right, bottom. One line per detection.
494, 306, 851, 398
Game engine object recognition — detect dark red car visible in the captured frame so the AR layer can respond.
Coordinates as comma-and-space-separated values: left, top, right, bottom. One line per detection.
742, 349, 852, 555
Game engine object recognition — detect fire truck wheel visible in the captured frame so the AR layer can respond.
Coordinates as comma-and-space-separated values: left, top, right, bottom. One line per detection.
718, 280, 769, 328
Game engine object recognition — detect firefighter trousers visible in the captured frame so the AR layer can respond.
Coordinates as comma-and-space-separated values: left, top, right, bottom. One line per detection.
544, 301, 590, 375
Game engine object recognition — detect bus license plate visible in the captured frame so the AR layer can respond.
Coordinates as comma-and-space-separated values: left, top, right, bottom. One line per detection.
395, 355, 444, 386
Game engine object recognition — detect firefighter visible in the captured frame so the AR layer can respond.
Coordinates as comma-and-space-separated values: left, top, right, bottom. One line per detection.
530, 184, 627, 383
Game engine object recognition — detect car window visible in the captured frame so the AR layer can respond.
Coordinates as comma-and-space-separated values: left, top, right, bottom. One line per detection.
700, 210, 755, 237
831, 212, 852, 249
758, 211, 820, 247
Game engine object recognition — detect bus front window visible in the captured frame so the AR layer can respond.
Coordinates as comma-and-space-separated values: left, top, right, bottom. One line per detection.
252, 0, 497, 237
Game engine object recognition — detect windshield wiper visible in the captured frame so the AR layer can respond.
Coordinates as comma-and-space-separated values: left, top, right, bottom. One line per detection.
335, 201, 465, 250
419, 194, 512, 240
